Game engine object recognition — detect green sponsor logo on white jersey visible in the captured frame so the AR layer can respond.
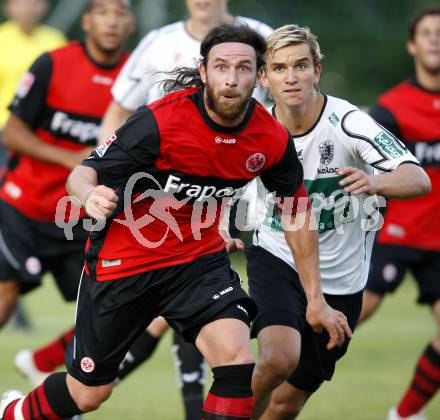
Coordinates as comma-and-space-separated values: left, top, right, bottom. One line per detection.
374, 131, 404, 158
328, 112, 340, 126
264, 176, 356, 234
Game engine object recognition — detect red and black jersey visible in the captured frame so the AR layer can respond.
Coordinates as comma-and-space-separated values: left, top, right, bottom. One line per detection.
370, 77, 440, 251
0, 41, 129, 222
82, 87, 305, 281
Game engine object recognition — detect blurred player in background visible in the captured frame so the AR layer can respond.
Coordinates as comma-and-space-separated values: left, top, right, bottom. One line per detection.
242, 24, 430, 419
97, 2, 272, 419
0, 0, 66, 330
359, 6, 440, 420
0, 0, 133, 395
100, 0, 273, 138
0, 0, 66, 168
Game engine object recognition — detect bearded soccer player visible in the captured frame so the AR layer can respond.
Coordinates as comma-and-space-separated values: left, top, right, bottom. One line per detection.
239, 24, 431, 419
0, 24, 350, 420
358, 7, 440, 420
98, 2, 272, 418
0, 0, 133, 391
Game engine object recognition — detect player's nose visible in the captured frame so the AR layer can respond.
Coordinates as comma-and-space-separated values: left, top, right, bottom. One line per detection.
285, 67, 297, 84
225, 69, 238, 86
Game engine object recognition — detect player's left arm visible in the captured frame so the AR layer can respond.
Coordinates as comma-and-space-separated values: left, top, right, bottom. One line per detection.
338, 110, 431, 198
261, 138, 352, 349
337, 163, 430, 198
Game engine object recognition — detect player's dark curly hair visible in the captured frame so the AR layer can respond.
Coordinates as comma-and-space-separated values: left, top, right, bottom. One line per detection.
162, 23, 266, 93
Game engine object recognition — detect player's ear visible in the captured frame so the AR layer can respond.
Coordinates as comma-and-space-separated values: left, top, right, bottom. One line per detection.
125, 11, 136, 36
260, 66, 270, 88
199, 62, 207, 84
314, 62, 322, 85
82, 11, 91, 33
406, 39, 416, 57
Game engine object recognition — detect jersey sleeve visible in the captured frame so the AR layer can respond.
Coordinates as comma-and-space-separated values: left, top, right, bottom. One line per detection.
82, 106, 160, 187
341, 109, 420, 172
369, 103, 401, 139
8, 53, 52, 129
111, 30, 160, 111
260, 137, 304, 197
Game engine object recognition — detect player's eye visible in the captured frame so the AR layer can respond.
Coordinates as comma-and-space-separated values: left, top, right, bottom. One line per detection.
273, 66, 284, 72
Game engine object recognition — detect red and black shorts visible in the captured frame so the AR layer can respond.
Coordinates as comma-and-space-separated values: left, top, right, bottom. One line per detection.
66, 250, 256, 386
366, 243, 440, 304
246, 245, 362, 393
0, 199, 87, 300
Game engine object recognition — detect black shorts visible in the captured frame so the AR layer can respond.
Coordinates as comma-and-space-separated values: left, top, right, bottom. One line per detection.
366, 243, 440, 304
246, 245, 362, 392
66, 250, 256, 386
0, 200, 87, 300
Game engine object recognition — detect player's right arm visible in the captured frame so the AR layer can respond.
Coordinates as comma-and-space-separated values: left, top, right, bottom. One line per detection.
2, 53, 93, 169
67, 106, 160, 220
98, 30, 159, 144
67, 166, 118, 220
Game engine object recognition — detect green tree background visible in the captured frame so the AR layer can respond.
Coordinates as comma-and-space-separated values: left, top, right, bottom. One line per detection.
0, 0, 435, 105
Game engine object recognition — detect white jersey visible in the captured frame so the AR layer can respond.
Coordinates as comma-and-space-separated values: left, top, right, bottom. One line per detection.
112, 17, 273, 111
250, 95, 419, 295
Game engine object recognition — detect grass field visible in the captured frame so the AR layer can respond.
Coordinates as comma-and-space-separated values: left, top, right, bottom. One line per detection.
1, 253, 440, 419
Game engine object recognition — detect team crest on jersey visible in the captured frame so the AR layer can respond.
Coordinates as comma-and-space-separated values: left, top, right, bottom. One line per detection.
319, 140, 335, 165
16, 72, 35, 98
95, 132, 117, 157
246, 153, 266, 173
81, 357, 95, 373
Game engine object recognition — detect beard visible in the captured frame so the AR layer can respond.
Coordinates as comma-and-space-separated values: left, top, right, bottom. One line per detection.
205, 81, 254, 124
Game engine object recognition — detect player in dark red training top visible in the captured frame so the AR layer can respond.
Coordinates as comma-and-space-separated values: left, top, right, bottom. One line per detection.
0, 0, 133, 397
0, 24, 351, 420
359, 7, 440, 420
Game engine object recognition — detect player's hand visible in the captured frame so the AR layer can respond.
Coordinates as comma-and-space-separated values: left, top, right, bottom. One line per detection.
337, 167, 379, 195
84, 185, 118, 220
306, 297, 353, 350
64, 147, 95, 170
224, 238, 245, 253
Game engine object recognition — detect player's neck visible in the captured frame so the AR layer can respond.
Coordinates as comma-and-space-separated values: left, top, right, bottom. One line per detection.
14, 20, 38, 36
415, 64, 440, 91
274, 92, 324, 136
84, 37, 123, 67
186, 13, 234, 41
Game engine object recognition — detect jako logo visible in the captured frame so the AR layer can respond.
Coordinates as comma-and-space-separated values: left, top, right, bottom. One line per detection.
212, 286, 234, 300
92, 74, 113, 86
215, 136, 236, 144
95, 132, 117, 157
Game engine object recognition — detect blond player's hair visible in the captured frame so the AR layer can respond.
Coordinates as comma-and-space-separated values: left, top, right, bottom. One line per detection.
265, 24, 324, 67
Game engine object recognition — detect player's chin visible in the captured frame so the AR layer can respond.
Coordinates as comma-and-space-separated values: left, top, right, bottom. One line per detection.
96, 40, 123, 54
